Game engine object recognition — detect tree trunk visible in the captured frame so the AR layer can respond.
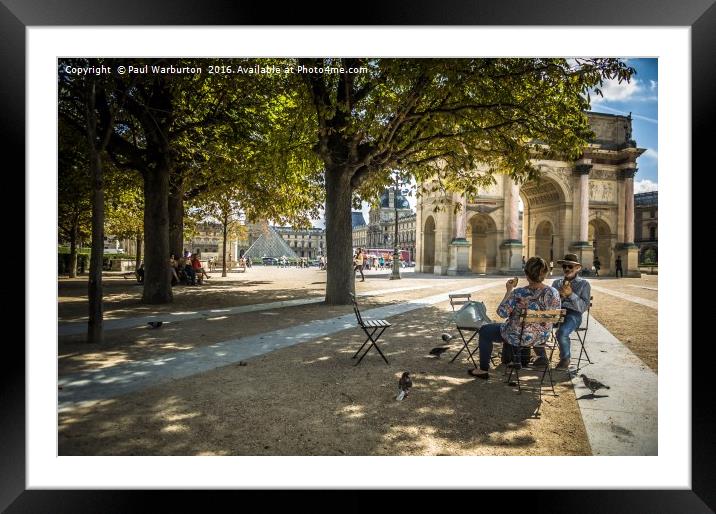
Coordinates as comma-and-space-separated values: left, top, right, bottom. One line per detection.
135, 233, 142, 271
68, 221, 78, 278
222, 213, 228, 278
142, 159, 173, 304
168, 175, 184, 260
87, 149, 104, 343
324, 168, 354, 305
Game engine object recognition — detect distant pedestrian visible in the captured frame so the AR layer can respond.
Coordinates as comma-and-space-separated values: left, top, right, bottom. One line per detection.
319, 255, 325, 270
521, 256, 526, 270
593, 257, 601, 277
615, 255, 623, 278
354, 248, 365, 282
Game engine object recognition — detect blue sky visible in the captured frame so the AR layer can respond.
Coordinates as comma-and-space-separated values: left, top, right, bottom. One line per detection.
314, 58, 658, 227
588, 58, 658, 192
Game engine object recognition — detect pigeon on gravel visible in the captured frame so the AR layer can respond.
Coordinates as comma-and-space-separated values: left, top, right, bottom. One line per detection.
147, 321, 163, 328
396, 372, 412, 401
581, 374, 610, 394
429, 346, 450, 357
441, 333, 454, 343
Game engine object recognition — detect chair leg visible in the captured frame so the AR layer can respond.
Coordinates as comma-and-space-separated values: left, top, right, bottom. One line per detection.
352, 329, 377, 359
355, 327, 389, 366
449, 327, 469, 363
575, 331, 592, 371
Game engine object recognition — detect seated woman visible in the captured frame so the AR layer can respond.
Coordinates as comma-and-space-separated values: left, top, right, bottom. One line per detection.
168, 254, 180, 285
191, 253, 210, 281
468, 256, 561, 379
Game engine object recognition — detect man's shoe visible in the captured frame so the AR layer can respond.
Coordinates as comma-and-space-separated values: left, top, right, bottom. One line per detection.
555, 358, 571, 370
532, 356, 549, 367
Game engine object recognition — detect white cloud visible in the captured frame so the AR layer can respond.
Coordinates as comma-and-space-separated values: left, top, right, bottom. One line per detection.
649, 79, 658, 91
641, 148, 658, 160
634, 179, 658, 193
590, 77, 643, 104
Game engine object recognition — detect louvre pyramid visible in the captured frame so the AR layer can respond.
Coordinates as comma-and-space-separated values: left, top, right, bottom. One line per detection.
244, 226, 298, 259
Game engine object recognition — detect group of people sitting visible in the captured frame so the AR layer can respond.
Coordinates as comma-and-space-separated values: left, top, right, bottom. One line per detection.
468, 253, 592, 379
168, 251, 211, 286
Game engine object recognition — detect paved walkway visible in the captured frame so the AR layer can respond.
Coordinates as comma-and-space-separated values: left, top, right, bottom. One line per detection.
590, 284, 658, 310
567, 317, 658, 455
58, 280, 504, 410
58, 278, 659, 456
58, 282, 460, 336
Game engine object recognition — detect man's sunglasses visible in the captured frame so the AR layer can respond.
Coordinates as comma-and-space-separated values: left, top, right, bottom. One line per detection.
562, 265, 575, 270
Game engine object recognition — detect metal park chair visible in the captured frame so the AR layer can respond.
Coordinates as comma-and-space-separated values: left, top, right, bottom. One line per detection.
447, 294, 478, 367
448, 294, 499, 368
505, 308, 566, 416
574, 296, 594, 372
349, 293, 391, 366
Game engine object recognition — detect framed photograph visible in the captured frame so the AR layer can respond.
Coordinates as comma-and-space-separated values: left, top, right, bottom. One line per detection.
8, 0, 708, 511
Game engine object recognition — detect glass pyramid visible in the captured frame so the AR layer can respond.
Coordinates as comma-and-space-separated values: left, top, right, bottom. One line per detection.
244, 226, 299, 259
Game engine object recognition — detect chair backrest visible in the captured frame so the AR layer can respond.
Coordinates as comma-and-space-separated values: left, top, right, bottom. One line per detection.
348, 292, 363, 326
584, 296, 593, 330
449, 293, 472, 312
518, 308, 566, 345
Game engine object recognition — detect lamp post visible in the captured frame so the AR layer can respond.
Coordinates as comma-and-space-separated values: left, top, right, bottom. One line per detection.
391, 172, 403, 280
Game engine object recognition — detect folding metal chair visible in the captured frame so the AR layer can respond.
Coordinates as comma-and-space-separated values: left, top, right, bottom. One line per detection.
573, 296, 594, 372
349, 293, 391, 366
505, 308, 566, 416
448, 294, 499, 367
447, 294, 478, 367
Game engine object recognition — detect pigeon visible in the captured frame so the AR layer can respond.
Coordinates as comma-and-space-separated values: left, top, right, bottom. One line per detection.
581, 374, 610, 394
396, 372, 412, 401
147, 321, 163, 329
441, 333, 454, 343
429, 346, 450, 357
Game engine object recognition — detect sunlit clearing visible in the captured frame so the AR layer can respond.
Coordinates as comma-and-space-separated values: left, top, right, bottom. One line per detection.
340, 405, 365, 418
161, 424, 189, 433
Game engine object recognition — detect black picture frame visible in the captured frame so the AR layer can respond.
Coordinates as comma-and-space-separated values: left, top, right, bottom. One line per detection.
6, 0, 707, 511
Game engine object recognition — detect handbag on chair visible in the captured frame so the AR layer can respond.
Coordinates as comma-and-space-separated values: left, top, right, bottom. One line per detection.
452, 301, 493, 329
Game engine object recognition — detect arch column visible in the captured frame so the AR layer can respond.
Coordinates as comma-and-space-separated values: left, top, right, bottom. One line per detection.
569, 160, 594, 267
447, 193, 470, 275
500, 176, 524, 272
616, 166, 641, 277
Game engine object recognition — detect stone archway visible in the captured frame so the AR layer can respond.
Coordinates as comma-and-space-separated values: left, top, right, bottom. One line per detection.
467, 213, 498, 273
589, 218, 613, 273
534, 220, 555, 263
520, 173, 569, 264
423, 216, 436, 273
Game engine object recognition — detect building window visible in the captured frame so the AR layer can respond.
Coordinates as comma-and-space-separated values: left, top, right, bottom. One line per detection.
649, 226, 656, 240
650, 209, 655, 218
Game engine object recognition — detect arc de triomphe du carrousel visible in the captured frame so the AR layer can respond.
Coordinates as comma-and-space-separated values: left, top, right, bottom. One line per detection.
416, 111, 645, 277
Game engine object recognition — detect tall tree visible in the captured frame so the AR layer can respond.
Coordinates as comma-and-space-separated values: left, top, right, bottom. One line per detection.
104, 169, 144, 270
295, 58, 635, 304
58, 126, 92, 277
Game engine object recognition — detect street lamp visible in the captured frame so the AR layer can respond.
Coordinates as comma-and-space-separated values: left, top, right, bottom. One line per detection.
391, 172, 408, 280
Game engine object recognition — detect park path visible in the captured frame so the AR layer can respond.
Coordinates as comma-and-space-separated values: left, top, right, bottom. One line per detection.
58, 282, 459, 336
566, 316, 657, 455
589, 284, 657, 310
57, 277, 659, 456
58, 280, 504, 409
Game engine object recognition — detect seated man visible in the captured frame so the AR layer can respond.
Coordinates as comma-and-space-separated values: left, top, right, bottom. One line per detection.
135, 262, 145, 284
179, 253, 196, 285
551, 253, 592, 370
468, 256, 561, 379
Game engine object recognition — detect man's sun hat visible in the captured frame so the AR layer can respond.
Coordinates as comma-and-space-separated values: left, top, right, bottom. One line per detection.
556, 253, 582, 266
